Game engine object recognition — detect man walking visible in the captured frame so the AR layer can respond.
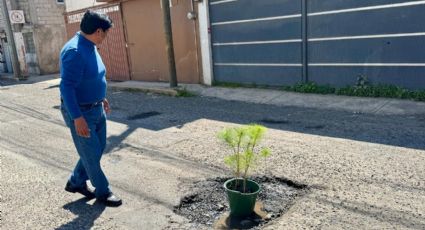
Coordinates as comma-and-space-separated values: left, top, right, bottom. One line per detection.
59, 10, 121, 207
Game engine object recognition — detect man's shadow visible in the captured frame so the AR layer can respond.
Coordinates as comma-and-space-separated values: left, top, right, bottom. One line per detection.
55, 197, 106, 230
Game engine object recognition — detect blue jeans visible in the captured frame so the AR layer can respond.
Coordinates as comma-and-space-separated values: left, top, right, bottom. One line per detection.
61, 102, 110, 198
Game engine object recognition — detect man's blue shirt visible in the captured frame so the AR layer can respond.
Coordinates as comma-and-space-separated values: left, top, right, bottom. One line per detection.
60, 32, 107, 119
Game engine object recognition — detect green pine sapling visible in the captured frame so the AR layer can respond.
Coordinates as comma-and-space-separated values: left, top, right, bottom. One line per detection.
218, 124, 271, 193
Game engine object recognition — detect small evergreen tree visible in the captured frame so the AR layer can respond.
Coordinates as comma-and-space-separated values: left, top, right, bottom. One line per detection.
218, 124, 271, 193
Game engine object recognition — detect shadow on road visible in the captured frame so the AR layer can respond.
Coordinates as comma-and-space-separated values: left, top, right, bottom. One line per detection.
103, 89, 425, 152
0, 74, 59, 86
56, 198, 106, 230
3, 75, 424, 151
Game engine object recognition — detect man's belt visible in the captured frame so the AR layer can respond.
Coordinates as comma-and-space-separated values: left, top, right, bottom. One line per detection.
61, 98, 104, 110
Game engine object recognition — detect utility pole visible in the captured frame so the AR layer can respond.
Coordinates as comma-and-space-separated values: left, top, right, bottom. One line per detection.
1, 0, 21, 79
161, 0, 177, 87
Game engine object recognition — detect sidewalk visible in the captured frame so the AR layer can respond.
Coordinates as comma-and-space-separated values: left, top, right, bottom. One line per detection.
4, 75, 424, 115
109, 80, 425, 116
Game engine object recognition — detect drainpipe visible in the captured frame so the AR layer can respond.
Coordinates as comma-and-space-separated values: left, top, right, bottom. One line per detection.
1, 0, 21, 79
301, 0, 308, 83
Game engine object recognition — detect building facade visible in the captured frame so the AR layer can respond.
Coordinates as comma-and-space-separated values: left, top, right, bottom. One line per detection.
0, 0, 67, 76
79, 0, 425, 90
64, 0, 204, 84
64, 0, 104, 12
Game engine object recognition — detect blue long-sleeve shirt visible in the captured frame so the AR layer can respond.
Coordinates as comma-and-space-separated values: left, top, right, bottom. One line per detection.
59, 32, 107, 119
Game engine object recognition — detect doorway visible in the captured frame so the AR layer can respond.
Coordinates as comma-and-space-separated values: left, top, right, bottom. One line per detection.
122, 0, 200, 83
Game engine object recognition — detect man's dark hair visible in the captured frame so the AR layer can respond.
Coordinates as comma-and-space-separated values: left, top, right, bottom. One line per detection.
80, 10, 113, 34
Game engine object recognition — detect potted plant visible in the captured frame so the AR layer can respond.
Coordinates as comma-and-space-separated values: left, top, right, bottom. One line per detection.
218, 124, 271, 217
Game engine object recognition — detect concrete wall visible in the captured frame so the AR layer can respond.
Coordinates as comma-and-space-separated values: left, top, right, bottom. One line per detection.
198, 0, 213, 85
0, 5, 5, 29
0, 1, 17, 74
0, 9, 5, 72
33, 25, 66, 74
64, 0, 105, 12
30, 0, 67, 74
0, 0, 66, 75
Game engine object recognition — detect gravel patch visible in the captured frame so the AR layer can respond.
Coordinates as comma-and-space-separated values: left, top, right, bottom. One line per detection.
174, 176, 308, 229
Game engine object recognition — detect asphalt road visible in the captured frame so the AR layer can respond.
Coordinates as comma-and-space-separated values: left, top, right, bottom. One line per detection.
1, 77, 424, 229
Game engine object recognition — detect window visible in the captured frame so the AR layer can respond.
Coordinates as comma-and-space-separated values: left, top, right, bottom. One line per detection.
56, 0, 64, 3
22, 32, 36, 54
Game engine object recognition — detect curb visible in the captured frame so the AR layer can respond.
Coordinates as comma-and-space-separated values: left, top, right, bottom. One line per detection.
0, 76, 20, 82
108, 83, 179, 97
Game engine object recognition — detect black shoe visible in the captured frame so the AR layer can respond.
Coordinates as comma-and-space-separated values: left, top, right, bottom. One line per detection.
97, 192, 122, 207
65, 181, 95, 199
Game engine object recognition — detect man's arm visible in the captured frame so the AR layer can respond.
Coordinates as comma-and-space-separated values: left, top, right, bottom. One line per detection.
60, 49, 90, 138
60, 48, 84, 119
103, 98, 111, 114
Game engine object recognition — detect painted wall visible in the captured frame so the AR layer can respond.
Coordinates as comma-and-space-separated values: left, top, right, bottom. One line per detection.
209, 0, 425, 90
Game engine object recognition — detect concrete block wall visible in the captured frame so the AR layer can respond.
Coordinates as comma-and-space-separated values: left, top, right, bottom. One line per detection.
33, 0, 65, 25
64, 0, 105, 13
0, 0, 67, 75
30, 0, 67, 74
17, 0, 30, 23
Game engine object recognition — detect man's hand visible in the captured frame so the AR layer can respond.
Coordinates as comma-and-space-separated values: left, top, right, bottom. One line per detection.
103, 98, 111, 114
74, 116, 90, 138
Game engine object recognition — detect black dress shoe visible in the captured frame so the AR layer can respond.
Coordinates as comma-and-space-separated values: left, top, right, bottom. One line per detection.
98, 192, 122, 207
65, 181, 95, 199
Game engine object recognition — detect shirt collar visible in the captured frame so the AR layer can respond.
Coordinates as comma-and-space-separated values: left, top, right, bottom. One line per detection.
77, 31, 96, 48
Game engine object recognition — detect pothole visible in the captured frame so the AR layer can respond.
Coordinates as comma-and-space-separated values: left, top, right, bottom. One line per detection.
127, 111, 161, 120
260, 118, 289, 124
304, 124, 325, 130
174, 176, 308, 229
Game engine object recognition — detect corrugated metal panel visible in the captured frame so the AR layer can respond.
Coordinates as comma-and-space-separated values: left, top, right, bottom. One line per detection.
64, 4, 130, 81
121, 0, 200, 83
210, 0, 425, 89
307, 0, 425, 89
210, 0, 302, 86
